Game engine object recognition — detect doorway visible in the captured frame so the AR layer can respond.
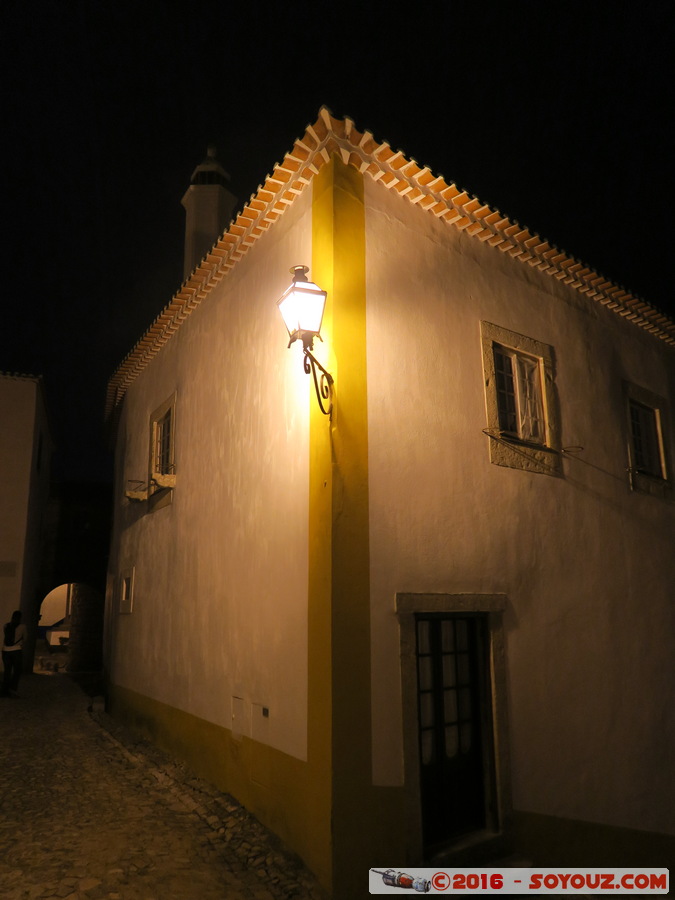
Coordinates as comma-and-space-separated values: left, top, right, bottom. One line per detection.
415, 613, 497, 850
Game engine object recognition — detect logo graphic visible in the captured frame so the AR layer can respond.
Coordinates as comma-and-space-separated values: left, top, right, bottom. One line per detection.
371, 869, 431, 893
431, 871, 451, 891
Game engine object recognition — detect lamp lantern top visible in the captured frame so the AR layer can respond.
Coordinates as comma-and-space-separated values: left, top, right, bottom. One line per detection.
291, 265, 310, 282
277, 265, 327, 349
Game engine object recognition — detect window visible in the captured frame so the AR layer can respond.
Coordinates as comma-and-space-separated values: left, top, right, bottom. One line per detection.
149, 394, 176, 509
625, 383, 670, 497
153, 407, 173, 478
630, 401, 662, 477
493, 345, 544, 443
481, 322, 561, 475
119, 567, 135, 614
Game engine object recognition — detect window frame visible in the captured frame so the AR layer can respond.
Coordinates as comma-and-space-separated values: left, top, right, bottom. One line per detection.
624, 382, 671, 498
119, 567, 135, 615
481, 321, 561, 475
493, 343, 546, 444
148, 393, 177, 510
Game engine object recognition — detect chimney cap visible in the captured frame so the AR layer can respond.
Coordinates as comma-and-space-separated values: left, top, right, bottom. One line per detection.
190, 145, 230, 187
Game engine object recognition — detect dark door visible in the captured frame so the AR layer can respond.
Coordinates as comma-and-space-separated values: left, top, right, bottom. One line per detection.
415, 614, 495, 850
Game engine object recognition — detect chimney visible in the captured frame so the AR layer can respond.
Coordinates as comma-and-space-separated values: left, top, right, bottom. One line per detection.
181, 145, 237, 279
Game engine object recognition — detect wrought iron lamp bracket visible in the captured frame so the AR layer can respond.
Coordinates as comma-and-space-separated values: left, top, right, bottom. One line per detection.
302, 337, 334, 417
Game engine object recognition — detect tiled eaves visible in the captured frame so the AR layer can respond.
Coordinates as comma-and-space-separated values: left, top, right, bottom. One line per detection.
311, 110, 673, 344
105, 128, 326, 417
1, 371, 41, 382
106, 108, 674, 418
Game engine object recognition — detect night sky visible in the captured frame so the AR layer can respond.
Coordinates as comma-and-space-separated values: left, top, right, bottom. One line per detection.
1, 2, 673, 482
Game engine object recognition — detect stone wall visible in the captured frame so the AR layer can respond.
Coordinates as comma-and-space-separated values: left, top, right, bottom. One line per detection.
67, 583, 103, 673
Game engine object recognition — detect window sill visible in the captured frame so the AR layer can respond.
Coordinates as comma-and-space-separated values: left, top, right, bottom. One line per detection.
152, 473, 176, 489
486, 431, 561, 476
148, 486, 174, 512
125, 489, 148, 502
629, 470, 672, 500
498, 431, 551, 450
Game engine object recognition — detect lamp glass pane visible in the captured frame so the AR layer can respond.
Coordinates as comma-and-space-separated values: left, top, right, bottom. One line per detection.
278, 282, 326, 336
278, 291, 301, 336
296, 283, 326, 333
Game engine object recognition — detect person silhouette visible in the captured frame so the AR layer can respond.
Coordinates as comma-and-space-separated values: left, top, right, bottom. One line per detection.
2, 610, 26, 697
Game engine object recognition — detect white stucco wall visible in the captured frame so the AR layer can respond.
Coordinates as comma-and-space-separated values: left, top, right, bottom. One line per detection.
108, 188, 313, 760
365, 177, 675, 837
0, 377, 46, 625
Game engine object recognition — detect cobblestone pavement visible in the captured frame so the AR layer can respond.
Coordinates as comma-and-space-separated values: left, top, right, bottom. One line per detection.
0, 672, 325, 900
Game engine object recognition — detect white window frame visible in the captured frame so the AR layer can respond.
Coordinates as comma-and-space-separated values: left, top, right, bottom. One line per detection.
481, 322, 561, 475
493, 344, 545, 444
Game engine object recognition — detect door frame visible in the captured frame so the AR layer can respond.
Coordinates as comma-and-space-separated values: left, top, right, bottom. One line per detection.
396, 593, 513, 862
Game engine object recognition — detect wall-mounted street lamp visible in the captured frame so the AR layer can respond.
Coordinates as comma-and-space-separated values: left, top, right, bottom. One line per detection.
277, 265, 334, 416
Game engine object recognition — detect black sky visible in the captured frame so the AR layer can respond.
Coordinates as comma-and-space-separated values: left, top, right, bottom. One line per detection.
1, 1, 673, 481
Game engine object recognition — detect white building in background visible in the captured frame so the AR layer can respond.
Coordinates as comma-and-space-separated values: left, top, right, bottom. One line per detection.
39, 582, 72, 649
40, 582, 70, 629
104, 110, 675, 897
0, 373, 53, 661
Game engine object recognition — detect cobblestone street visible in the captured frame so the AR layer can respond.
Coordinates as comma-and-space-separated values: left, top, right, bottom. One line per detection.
0, 671, 324, 900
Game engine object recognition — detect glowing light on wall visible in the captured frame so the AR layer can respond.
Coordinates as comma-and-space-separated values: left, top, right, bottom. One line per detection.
277, 266, 333, 416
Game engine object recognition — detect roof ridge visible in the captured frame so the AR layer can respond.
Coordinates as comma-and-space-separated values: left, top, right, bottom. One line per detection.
106, 108, 674, 418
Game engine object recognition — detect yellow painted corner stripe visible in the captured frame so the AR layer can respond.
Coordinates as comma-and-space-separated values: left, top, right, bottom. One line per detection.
307, 157, 337, 890
312, 155, 374, 890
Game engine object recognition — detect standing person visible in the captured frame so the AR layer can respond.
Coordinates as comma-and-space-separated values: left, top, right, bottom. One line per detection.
2, 610, 26, 697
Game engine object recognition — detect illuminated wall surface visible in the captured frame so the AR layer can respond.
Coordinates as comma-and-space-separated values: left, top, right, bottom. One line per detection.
364, 176, 675, 832
109, 189, 312, 752
106, 127, 675, 895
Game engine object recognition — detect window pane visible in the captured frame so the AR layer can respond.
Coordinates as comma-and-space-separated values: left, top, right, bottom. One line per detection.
457, 652, 470, 685
416, 620, 431, 655
421, 729, 435, 765
418, 656, 433, 691
441, 619, 454, 652
516, 355, 544, 442
419, 692, 434, 728
458, 687, 472, 720
455, 619, 468, 652
494, 347, 518, 433
157, 409, 172, 474
494, 344, 545, 444
445, 725, 459, 758
444, 688, 458, 723
442, 654, 456, 688
153, 408, 173, 476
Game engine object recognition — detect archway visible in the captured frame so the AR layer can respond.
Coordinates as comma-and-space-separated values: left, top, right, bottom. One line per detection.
35, 582, 103, 675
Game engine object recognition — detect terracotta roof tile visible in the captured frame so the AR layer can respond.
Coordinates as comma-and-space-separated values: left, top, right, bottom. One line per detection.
106, 107, 675, 418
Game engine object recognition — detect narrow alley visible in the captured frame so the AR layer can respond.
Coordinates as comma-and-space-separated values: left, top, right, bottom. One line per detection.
0, 671, 323, 900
